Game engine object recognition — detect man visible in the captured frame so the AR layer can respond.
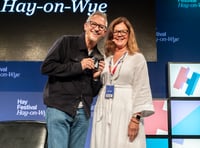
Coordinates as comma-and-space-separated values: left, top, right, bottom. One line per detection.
40, 11, 107, 148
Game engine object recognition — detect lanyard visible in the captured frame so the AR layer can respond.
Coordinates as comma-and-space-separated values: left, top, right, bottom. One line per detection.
109, 52, 128, 79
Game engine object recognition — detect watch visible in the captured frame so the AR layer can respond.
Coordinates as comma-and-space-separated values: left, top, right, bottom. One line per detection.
133, 114, 141, 121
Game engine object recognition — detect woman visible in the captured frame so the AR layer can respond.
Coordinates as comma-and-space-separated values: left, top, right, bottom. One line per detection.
90, 17, 155, 148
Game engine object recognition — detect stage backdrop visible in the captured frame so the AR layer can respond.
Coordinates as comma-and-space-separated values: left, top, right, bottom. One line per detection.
0, 0, 156, 61
0, 0, 156, 147
2, 0, 200, 148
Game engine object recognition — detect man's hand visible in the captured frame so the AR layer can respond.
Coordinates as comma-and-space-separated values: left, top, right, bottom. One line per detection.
81, 58, 95, 70
93, 60, 105, 79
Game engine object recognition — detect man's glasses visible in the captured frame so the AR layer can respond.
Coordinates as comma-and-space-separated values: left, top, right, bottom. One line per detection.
113, 30, 129, 36
88, 21, 107, 31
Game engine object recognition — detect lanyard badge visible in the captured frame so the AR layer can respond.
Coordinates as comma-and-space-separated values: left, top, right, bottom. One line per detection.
105, 85, 114, 99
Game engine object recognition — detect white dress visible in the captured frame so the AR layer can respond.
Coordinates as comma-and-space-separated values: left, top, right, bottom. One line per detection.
90, 53, 155, 148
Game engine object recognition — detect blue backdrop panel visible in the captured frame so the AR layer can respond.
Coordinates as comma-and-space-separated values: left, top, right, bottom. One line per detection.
0, 91, 45, 121
0, 61, 46, 121
0, 61, 46, 92
146, 138, 168, 148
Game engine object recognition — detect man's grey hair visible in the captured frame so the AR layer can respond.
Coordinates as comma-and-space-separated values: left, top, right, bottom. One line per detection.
86, 11, 108, 27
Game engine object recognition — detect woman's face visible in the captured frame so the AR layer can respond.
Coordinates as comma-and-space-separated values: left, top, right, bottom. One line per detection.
112, 22, 129, 50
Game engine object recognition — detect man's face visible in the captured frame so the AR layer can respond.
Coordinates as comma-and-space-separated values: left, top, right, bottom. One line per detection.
84, 15, 107, 43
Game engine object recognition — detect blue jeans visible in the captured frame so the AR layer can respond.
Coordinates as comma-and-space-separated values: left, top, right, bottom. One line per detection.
46, 107, 90, 148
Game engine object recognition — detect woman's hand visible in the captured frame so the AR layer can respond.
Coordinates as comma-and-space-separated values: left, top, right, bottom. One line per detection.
128, 117, 139, 142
